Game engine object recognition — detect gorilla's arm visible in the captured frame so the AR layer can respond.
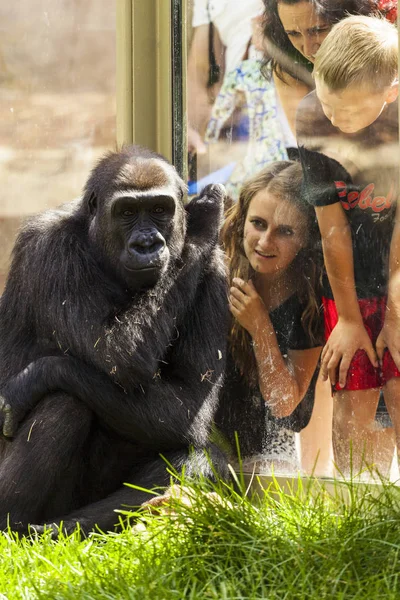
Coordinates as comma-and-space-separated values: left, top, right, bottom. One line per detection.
0, 222, 180, 386
0, 263, 228, 447
94, 184, 226, 387
0, 185, 224, 390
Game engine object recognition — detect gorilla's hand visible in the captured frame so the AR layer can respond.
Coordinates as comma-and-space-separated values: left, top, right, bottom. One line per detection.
0, 369, 37, 438
185, 183, 226, 242
0, 394, 15, 438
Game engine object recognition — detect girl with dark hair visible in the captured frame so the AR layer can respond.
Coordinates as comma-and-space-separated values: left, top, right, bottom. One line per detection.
217, 160, 324, 472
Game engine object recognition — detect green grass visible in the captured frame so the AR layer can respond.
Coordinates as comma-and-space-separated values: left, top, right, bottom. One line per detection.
2, 472, 400, 599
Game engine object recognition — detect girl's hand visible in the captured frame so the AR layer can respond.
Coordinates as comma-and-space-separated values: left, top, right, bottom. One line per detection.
321, 318, 378, 388
229, 278, 269, 337
376, 315, 400, 370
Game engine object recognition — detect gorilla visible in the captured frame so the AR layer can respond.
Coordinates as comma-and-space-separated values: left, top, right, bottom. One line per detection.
0, 145, 229, 535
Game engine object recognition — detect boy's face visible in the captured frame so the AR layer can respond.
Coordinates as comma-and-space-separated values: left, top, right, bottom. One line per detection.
315, 78, 398, 133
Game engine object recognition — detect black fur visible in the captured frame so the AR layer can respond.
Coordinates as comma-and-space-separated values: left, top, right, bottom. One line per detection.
0, 145, 229, 534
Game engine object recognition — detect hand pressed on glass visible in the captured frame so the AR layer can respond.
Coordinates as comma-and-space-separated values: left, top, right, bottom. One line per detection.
0, 369, 35, 438
320, 318, 378, 388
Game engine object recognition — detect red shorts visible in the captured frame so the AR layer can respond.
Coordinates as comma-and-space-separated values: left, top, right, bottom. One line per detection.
323, 297, 400, 391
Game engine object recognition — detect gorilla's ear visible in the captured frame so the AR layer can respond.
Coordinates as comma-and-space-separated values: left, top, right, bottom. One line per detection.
177, 178, 188, 204
88, 191, 97, 215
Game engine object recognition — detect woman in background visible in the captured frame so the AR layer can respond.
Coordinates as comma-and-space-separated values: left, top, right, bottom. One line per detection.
188, 0, 293, 200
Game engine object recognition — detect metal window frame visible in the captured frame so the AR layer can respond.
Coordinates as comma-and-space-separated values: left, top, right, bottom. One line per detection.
116, 0, 187, 180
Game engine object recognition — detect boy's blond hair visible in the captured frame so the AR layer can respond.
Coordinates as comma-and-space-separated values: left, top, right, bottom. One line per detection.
314, 15, 398, 92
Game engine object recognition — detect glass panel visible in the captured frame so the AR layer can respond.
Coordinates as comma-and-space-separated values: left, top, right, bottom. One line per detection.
0, 1, 116, 291
185, 0, 399, 481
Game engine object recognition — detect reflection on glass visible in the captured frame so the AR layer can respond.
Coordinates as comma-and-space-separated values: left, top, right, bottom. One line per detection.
187, 0, 399, 480
187, 0, 292, 201
0, 2, 116, 292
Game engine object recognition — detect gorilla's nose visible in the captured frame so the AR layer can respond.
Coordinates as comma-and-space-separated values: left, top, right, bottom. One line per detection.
129, 230, 165, 255
135, 232, 155, 247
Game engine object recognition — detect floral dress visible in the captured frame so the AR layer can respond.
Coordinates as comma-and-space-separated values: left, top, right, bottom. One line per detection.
205, 59, 288, 199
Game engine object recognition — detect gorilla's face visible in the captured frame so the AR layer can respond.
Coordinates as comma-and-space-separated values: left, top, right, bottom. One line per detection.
88, 155, 186, 291
110, 192, 176, 288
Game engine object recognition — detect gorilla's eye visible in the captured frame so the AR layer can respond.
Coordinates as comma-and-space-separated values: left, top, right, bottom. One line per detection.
153, 206, 165, 214
122, 210, 134, 217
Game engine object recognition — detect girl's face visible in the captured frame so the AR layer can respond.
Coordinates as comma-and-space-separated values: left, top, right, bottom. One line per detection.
277, 0, 331, 63
243, 189, 308, 277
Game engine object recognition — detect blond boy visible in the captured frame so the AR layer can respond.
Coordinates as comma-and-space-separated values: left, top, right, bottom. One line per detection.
296, 15, 399, 474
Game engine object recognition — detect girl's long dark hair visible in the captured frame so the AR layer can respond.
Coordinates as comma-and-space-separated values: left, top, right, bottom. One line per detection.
222, 161, 323, 385
261, 0, 385, 82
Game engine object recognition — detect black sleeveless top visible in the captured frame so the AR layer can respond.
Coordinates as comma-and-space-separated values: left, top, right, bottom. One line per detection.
215, 294, 323, 457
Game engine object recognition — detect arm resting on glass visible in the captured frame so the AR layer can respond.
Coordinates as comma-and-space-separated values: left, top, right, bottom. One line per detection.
315, 203, 377, 386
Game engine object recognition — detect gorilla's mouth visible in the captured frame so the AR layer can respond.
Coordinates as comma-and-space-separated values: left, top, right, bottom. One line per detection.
124, 264, 160, 272
122, 246, 169, 273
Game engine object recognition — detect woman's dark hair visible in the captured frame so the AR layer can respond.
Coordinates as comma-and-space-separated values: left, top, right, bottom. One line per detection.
222, 160, 323, 385
261, 0, 384, 82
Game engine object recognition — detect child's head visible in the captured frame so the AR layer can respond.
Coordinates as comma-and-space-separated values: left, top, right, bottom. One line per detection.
224, 161, 317, 280
313, 15, 398, 133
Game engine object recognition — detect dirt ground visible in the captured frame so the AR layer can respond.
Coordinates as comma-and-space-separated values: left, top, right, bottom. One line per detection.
0, 2, 116, 291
